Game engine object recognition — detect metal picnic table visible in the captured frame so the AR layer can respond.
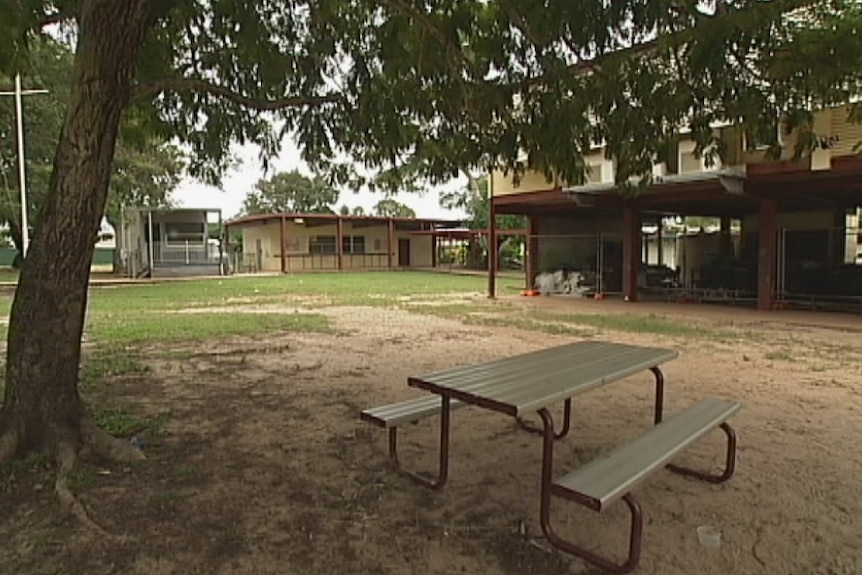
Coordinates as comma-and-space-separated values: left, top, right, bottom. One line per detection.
403, 340, 679, 488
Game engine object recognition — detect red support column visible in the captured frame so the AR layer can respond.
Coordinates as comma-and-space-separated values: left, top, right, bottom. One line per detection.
388, 219, 395, 269
526, 216, 539, 291
279, 216, 287, 273
757, 199, 778, 311
622, 207, 642, 302
336, 217, 344, 271
488, 200, 497, 299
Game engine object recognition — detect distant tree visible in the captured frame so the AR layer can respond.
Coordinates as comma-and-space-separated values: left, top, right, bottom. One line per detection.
338, 205, 350, 216
373, 198, 416, 218
242, 170, 338, 215
441, 174, 524, 231
351, 206, 366, 217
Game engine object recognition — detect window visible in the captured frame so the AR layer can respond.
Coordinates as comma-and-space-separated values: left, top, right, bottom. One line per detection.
342, 235, 366, 254
165, 222, 205, 244
309, 235, 337, 254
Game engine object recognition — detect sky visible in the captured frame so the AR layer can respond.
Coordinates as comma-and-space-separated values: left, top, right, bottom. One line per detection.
172, 137, 470, 222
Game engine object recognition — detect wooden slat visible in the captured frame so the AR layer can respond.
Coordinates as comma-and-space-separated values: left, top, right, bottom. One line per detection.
409, 342, 678, 416
553, 398, 740, 509
360, 396, 464, 428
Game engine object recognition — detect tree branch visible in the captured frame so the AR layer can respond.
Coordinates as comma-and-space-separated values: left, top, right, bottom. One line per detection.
130, 78, 343, 110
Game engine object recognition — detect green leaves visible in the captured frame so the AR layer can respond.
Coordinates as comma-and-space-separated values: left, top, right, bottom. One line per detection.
242, 169, 339, 215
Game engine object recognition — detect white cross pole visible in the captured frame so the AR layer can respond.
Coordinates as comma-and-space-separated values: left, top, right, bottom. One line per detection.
0, 74, 49, 256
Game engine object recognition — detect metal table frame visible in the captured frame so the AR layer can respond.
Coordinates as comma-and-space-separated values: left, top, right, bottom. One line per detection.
389, 342, 676, 490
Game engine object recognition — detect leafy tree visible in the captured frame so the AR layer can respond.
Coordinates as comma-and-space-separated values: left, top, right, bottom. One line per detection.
0, 0, 859, 525
441, 174, 524, 231
351, 206, 366, 217
0, 37, 184, 266
373, 198, 416, 218
338, 205, 350, 216
242, 170, 337, 215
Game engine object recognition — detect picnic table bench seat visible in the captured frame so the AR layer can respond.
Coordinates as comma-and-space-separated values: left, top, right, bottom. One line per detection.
360, 395, 465, 489
360, 395, 464, 428
541, 397, 740, 574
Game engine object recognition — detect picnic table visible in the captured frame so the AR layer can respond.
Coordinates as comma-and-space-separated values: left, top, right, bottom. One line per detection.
361, 340, 739, 574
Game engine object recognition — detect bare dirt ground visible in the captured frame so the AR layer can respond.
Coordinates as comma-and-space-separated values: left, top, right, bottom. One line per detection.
2, 298, 861, 575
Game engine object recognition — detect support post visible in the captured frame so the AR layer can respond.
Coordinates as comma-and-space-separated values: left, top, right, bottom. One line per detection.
147, 209, 155, 276
336, 216, 344, 271
757, 199, 778, 311
488, 199, 497, 299
431, 234, 437, 268
656, 219, 664, 267
279, 215, 287, 273
622, 207, 642, 302
526, 216, 539, 291
388, 219, 395, 269
720, 216, 732, 258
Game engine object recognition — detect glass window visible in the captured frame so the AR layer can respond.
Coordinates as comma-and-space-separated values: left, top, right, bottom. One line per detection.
309, 235, 337, 254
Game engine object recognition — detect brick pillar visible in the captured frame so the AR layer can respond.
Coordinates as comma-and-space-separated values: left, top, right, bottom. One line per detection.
757, 199, 778, 311
622, 207, 642, 302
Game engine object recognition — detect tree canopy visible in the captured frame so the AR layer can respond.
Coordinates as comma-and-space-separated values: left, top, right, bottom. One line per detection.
372, 198, 416, 219
242, 170, 338, 215
2, 0, 861, 521
441, 174, 524, 231
0, 36, 184, 256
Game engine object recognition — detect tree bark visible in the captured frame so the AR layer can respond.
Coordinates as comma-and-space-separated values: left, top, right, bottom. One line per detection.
0, 1, 157, 461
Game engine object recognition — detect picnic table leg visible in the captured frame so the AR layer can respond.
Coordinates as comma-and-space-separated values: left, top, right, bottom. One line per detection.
516, 399, 572, 439
667, 422, 737, 483
650, 366, 664, 424
537, 408, 643, 574
387, 395, 451, 490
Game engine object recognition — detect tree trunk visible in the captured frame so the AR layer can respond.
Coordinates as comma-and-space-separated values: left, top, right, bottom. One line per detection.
0, 1, 157, 463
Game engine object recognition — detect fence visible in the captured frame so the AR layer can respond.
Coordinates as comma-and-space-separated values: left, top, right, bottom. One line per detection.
526, 233, 626, 295
776, 226, 862, 311
0, 246, 114, 268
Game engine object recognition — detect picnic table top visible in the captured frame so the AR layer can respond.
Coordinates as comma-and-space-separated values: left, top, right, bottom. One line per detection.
408, 341, 678, 417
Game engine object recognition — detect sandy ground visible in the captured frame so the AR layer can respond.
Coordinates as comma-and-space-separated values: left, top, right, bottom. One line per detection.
1, 298, 861, 575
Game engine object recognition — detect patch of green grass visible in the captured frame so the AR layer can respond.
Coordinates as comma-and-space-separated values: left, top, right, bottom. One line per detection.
532, 311, 727, 339
86, 310, 330, 344
80, 349, 149, 391
764, 350, 794, 362
66, 466, 97, 491
79, 272, 520, 313
465, 315, 595, 337
91, 406, 165, 437
153, 489, 180, 508
1, 452, 51, 492
171, 464, 200, 480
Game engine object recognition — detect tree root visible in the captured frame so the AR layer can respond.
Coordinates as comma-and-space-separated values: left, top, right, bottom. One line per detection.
0, 427, 19, 465
51, 417, 146, 538
54, 441, 115, 538
81, 417, 146, 463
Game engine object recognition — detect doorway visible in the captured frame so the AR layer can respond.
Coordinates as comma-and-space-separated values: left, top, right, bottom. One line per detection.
398, 238, 411, 267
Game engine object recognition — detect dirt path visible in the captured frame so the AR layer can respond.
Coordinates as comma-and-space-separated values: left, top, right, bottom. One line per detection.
1, 304, 860, 575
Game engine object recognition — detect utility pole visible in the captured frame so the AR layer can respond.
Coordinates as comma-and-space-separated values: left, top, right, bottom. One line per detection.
0, 74, 49, 256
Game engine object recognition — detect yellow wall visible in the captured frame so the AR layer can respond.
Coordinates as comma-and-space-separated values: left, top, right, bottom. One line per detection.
241, 220, 282, 272
491, 168, 561, 196
491, 105, 862, 200
239, 218, 434, 272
